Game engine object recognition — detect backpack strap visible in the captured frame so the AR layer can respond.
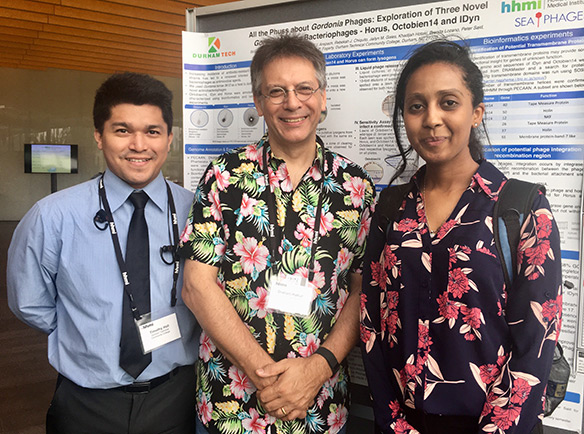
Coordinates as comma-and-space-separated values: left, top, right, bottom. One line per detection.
377, 183, 412, 239
493, 178, 545, 290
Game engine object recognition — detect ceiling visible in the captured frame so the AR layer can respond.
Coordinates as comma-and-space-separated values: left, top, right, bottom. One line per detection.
0, 0, 239, 78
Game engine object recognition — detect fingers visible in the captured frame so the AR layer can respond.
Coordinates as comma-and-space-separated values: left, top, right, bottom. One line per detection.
256, 359, 290, 378
271, 404, 307, 421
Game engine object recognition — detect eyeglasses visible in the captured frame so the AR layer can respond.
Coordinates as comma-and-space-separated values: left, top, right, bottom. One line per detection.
262, 85, 320, 104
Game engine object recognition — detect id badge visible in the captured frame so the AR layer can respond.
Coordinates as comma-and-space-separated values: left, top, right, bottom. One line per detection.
267, 273, 313, 317
135, 312, 181, 354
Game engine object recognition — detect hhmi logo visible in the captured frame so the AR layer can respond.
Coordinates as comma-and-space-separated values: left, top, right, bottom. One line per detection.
501, 0, 542, 13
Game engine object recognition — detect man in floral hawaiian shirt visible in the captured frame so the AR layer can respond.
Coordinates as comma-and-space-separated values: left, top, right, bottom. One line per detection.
177, 34, 375, 434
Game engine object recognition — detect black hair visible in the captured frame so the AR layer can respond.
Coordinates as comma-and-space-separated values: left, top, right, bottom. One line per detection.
93, 72, 173, 134
389, 39, 486, 184
250, 34, 326, 96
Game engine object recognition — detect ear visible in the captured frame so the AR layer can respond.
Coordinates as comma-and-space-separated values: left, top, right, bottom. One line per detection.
166, 131, 173, 152
253, 94, 264, 117
94, 130, 103, 150
319, 88, 327, 113
473, 102, 485, 126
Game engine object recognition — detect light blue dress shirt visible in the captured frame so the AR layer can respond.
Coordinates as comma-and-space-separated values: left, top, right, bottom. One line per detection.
7, 170, 199, 389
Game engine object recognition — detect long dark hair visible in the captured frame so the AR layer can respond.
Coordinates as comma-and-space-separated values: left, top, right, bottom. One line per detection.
389, 39, 487, 184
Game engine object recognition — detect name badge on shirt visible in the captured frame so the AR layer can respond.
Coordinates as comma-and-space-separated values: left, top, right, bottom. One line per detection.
267, 273, 313, 317
136, 312, 181, 354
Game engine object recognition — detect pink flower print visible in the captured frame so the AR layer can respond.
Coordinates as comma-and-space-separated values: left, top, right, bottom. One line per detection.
479, 363, 500, 384
233, 237, 269, 275
242, 408, 267, 434
294, 265, 325, 295
213, 165, 230, 191
240, 193, 258, 217
208, 189, 222, 221
384, 245, 399, 269
510, 378, 532, 405
336, 248, 352, 272
360, 292, 367, 311
388, 400, 401, 418
448, 268, 470, 298
197, 393, 213, 424
298, 334, 321, 357
199, 331, 216, 363
179, 223, 193, 243
492, 405, 521, 430
267, 166, 279, 191
437, 292, 459, 320
481, 391, 497, 417
525, 240, 550, 267
394, 418, 414, 434
215, 241, 226, 258
383, 310, 399, 339
358, 209, 371, 245
319, 211, 335, 236
294, 222, 314, 248
541, 298, 560, 323
477, 245, 496, 258
343, 176, 368, 208
386, 291, 399, 310
435, 219, 457, 239
461, 306, 482, 329
417, 322, 432, 350
475, 174, 493, 197
307, 164, 322, 181
228, 365, 256, 400
448, 248, 458, 266
536, 213, 552, 238
370, 261, 387, 290
249, 286, 268, 318
263, 412, 277, 425
396, 218, 418, 233
326, 405, 348, 434
360, 324, 371, 344
276, 164, 293, 192
245, 144, 262, 162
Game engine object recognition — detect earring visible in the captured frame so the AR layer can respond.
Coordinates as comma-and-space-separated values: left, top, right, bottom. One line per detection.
474, 123, 478, 128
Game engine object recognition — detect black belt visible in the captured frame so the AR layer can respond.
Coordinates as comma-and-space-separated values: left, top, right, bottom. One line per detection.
116, 366, 181, 394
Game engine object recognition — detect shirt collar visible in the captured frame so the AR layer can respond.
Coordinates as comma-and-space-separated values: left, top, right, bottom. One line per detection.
411, 160, 502, 199
262, 133, 325, 171
102, 170, 167, 213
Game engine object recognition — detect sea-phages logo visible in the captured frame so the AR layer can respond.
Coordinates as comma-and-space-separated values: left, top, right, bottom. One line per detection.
192, 37, 236, 59
504, 0, 584, 28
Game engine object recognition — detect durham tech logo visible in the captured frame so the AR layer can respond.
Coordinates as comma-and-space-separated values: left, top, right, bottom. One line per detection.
208, 37, 221, 53
192, 37, 236, 59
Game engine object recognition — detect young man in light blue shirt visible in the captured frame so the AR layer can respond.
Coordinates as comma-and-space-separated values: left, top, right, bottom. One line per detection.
8, 72, 199, 434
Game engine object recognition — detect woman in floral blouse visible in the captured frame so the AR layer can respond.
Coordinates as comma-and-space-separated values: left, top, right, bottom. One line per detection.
360, 40, 562, 434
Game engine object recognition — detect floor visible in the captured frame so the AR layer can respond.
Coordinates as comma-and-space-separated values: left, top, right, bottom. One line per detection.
0, 222, 57, 434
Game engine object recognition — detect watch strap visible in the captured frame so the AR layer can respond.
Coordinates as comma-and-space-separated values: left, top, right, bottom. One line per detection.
315, 346, 339, 374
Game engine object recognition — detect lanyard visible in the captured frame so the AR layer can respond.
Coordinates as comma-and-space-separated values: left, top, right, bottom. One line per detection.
97, 175, 181, 320
261, 138, 325, 281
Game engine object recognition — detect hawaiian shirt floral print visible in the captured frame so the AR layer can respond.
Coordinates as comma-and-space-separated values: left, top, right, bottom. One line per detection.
360, 160, 562, 434
178, 135, 375, 434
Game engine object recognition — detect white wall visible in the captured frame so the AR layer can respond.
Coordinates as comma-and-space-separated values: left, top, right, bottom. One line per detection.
0, 67, 184, 221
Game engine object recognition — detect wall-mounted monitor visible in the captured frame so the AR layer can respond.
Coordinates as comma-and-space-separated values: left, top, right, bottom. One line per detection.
24, 144, 78, 174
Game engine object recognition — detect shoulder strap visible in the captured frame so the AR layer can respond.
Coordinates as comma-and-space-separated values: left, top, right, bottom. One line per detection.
377, 183, 411, 238
493, 178, 545, 290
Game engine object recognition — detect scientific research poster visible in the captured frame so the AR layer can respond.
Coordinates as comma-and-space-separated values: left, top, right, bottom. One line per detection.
183, 0, 584, 431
